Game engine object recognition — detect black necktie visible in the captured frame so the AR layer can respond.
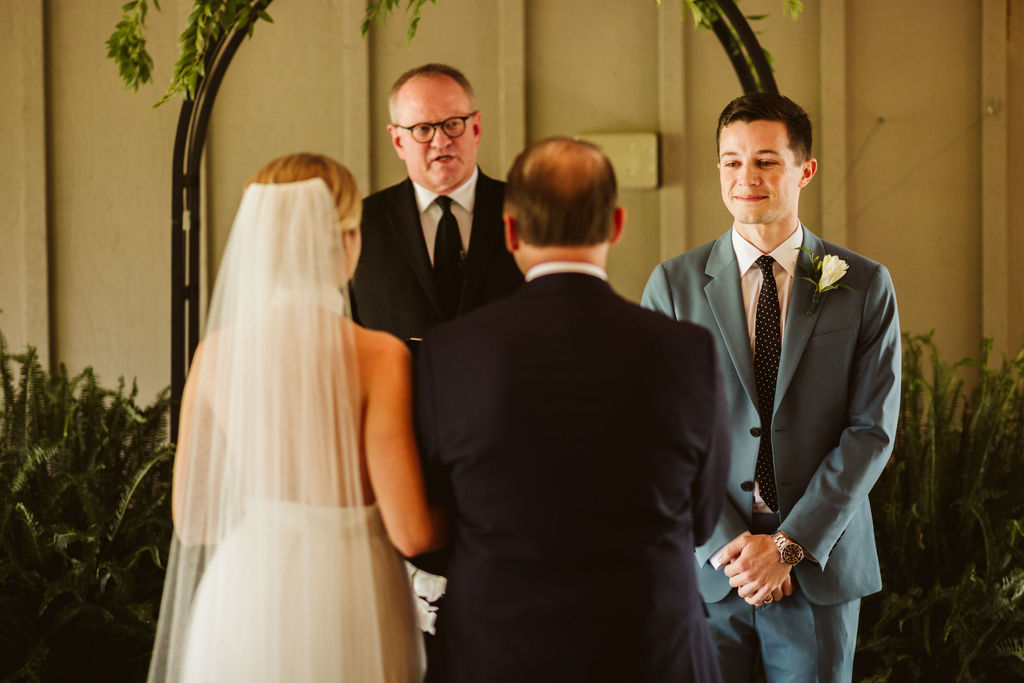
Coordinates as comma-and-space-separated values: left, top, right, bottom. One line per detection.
753, 255, 781, 512
433, 196, 463, 320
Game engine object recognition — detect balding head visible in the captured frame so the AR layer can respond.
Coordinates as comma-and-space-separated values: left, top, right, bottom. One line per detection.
504, 137, 618, 247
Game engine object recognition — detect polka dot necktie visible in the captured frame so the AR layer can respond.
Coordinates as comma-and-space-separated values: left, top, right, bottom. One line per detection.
433, 196, 463, 320
753, 255, 781, 513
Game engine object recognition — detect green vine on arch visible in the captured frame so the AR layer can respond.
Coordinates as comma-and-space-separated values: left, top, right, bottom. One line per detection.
107, 0, 276, 106
106, 0, 802, 106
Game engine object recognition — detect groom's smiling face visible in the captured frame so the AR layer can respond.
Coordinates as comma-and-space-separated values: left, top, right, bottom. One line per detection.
717, 119, 816, 233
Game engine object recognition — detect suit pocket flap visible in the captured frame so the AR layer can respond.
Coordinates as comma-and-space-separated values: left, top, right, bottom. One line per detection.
805, 327, 852, 350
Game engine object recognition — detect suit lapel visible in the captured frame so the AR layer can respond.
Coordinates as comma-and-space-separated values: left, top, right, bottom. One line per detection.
459, 172, 503, 313
386, 180, 442, 315
775, 227, 824, 413
704, 234, 759, 408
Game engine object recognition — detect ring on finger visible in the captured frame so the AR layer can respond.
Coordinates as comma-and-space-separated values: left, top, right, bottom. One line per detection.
761, 595, 773, 605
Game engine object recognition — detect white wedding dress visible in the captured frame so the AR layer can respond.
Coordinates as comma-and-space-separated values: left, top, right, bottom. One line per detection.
148, 179, 425, 683
180, 500, 423, 682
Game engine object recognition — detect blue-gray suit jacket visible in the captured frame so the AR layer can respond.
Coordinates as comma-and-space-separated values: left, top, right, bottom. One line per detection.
642, 226, 900, 606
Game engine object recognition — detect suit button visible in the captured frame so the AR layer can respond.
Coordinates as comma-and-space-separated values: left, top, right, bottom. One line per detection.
740, 481, 754, 492
750, 427, 761, 437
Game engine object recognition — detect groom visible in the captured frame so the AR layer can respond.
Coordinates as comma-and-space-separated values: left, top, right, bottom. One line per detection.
643, 92, 901, 681
415, 137, 729, 682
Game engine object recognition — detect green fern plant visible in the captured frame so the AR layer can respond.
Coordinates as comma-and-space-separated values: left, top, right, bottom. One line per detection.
0, 333, 174, 682
856, 332, 1024, 681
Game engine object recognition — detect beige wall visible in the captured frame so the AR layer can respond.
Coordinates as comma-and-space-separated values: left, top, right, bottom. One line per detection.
1, 0, 1021, 402
1, 1, 48, 362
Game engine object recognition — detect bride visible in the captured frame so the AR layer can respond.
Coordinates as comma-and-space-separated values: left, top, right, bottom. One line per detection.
147, 153, 446, 682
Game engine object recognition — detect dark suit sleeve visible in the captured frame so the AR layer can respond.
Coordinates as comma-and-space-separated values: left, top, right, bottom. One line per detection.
691, 330, 731, 546
410, 339, 451, 575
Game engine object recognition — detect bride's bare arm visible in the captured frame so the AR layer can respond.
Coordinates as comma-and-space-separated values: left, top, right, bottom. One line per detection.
172, 341, 211, 546
360, 330, 448, 557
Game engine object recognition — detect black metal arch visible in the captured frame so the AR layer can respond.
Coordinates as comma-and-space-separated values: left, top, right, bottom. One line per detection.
170, 2, 273, 438
710, 1, 779, 94
167, 0, 775, 435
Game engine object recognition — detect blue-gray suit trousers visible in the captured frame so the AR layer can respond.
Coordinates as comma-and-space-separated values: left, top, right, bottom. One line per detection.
705, 514, 860, 683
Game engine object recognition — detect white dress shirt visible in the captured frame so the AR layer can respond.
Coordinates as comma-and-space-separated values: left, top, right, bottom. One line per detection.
412, 167, 478, 264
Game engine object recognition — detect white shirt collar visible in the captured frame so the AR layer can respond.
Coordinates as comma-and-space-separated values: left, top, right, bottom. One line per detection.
412, 166, 479, 215
525, 261, 608, 282
731, 224, 804, 278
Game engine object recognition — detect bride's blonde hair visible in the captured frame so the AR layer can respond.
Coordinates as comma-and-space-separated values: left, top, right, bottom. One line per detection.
247, 153, 361, 227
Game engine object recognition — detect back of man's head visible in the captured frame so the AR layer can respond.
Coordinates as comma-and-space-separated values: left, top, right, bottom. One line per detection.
504, 137, 618, 247
717, 92, 813, 163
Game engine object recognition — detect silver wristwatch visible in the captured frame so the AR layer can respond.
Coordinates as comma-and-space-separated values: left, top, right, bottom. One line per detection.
771, 531, 804, 565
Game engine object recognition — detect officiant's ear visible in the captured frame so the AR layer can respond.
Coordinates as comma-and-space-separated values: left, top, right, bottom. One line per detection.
609, 206, 626, 245
503, 214, 520, 253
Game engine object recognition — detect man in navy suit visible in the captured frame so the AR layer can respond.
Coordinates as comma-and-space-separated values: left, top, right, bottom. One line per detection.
416, 137, 729, 682
352, 63, 522, 341
643, 93, 901, 682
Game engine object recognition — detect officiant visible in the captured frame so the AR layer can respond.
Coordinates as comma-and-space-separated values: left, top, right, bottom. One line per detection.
350, 63, 522, 343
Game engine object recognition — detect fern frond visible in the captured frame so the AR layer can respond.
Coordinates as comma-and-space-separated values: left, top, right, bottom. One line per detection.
107, 449, 172, 546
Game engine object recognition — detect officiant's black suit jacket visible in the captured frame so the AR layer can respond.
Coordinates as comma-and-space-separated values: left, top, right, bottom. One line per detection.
351, 172, 523, 342
416, 272, 729, 683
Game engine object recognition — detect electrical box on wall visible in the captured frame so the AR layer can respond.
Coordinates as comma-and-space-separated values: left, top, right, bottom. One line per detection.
578, 133, 659, 189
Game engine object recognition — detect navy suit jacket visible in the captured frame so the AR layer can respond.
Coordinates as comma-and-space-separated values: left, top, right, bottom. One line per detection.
351, 171, 523, 341
642, 226, 901, 606
416, 273, 729, 683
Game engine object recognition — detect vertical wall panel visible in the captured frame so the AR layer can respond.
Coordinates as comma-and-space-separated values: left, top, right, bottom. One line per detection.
45, 0, 180, 399
657, 2, 688, 263
1006, 0, 1024, 351
820, 0, 848, 247
0, 1, 49, 363
847, 0, 982, 362
982, 0, 1009, 353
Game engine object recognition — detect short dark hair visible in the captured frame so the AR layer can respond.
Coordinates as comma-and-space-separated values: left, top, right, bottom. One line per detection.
504, 137, 618, 247
716, 92, 813, 162
388, 63, 476, 121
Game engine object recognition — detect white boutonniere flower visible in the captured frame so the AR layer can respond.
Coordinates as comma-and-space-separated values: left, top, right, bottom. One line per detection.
797, 246, 853, 315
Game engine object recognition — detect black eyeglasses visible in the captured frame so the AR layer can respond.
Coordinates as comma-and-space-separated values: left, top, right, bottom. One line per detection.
392, 112, 478, 143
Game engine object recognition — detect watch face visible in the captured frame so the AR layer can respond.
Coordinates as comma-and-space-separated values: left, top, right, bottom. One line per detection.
781, 544, 803, 564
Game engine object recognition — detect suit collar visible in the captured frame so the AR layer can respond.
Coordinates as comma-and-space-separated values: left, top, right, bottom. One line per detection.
520, 271, 614, 297
706, 225, 826, 415
775, 227, 825, 412
386, 179, 440, 313
704, 233, 759, 407
459, 172, 506, 313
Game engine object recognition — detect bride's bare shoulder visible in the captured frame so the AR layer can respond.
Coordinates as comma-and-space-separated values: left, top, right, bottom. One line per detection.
350, 324, 410, 382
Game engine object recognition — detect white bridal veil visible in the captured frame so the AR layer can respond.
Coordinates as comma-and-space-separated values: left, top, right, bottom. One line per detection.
148, 178, 421, 682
